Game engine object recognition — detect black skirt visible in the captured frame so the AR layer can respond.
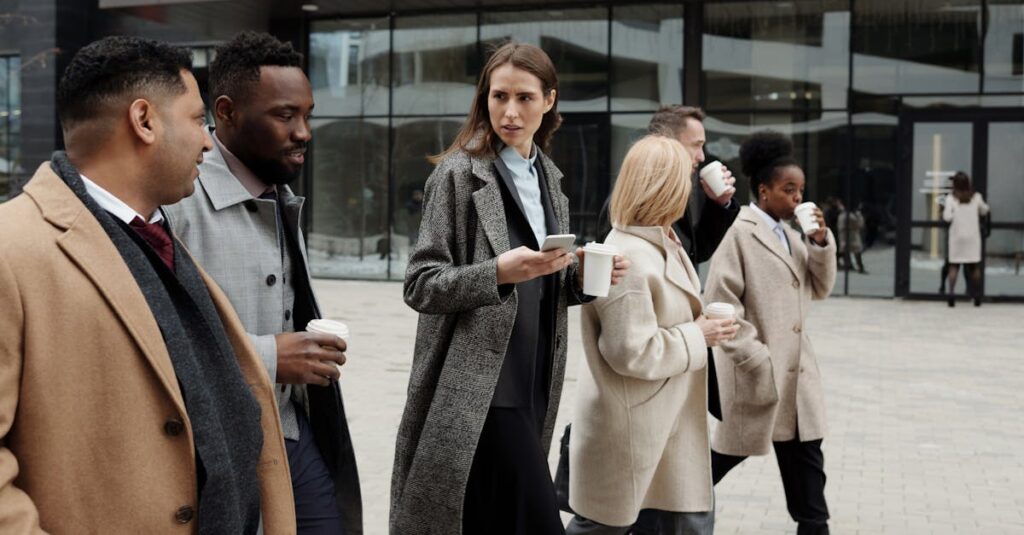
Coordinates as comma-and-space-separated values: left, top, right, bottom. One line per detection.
462, 406, 565, 535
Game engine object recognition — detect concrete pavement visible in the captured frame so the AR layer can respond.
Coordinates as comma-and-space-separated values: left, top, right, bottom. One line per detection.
313, 279, 1024, 534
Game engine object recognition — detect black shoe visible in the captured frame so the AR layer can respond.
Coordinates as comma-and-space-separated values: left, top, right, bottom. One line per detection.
948, 296, 955, 307
974, 297, 981, 307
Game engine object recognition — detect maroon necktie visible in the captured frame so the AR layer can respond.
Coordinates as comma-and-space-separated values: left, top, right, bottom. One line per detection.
130, 216, 175, 272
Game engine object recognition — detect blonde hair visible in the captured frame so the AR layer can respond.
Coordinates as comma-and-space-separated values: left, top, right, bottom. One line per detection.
609, 136, 693, 229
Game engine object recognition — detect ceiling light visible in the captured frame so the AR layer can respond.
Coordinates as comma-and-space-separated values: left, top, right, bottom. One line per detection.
301, 4, 319, 12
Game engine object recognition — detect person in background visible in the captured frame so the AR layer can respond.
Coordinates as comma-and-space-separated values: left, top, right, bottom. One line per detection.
943, 171, 990, 307
390, 41, 627, 535
704, 131, 837, 535
163, 31, 362, 534
0, 36, 293, 533
567, 136, 737, 535
837, 198, 866, 274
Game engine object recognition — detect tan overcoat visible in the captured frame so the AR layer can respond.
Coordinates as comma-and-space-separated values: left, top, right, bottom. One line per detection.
0, 164, 296, 534
570, 225, 711, 527
705, 206, 837, 457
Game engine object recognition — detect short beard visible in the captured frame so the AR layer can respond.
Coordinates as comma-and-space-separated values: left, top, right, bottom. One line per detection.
246, 154, 302, 186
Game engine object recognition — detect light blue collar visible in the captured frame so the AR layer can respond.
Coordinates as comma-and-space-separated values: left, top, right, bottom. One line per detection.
499, 144, 537, 172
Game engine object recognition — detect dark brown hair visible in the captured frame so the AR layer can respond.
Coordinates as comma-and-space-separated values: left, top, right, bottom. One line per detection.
647, 105, 706, 139
430, 41, 561, 164
951, 171, 974, 203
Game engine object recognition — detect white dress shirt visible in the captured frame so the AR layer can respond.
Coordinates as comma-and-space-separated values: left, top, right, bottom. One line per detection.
499, 144, 547, 248
749, 202, 791, 255
81, 174, 163, 225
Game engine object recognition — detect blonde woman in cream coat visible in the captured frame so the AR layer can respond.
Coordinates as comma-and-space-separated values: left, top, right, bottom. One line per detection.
567, 136, 738, 535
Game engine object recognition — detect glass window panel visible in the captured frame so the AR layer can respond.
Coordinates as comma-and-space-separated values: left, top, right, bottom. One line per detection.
393, 14, 479, 116
986, 122, 1024, 224
984, 1, 1024, 93
308, 118, 390, 280
611, 113, 654, 184
1, 56, 18, 203
547, 115, 610, 243
984, 228, 1024, 297
481, 8, 609, 112
909, 225, 948, 294
611, 4, 683, 112
847, 118, 899, 297
910, 123, 972, 223
390, 116, 464, 280
853, 0, 981, 95
703, 1, 850, 111
310, 18, 390, 117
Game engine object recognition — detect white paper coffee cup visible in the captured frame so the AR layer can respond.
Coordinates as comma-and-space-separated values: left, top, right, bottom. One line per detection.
699, 161, 729, 197
705, 302, 736, 321
794, 202, 820, 233
306, 319, 350, 340
582, 242, 619, 298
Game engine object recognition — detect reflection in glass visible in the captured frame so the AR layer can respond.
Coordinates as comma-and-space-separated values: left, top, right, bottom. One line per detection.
393, 14, 478, 116
308, 118, 390, 280
847, 119, 899, 297
1, 56, 20, 202
986, 122, 1024, 224
611, 113, 654, 183
611, 4, 683, 111
390, 117, 463, 279
984, 1, 1024, 93
310, 18, 390, 117
910, 123, 972, 223
703, 0, 849, 110
548, 116, 610, 243
481, 8, 609, 112
853, 0, 981, 95
984, 229, 1024, 297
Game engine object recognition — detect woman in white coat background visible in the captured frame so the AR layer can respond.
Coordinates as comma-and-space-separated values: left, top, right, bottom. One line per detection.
704, 131, 837, 535
943, 171, 990, 307
567, 135, 738, 535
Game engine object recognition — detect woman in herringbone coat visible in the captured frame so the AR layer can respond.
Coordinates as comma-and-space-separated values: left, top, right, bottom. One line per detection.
704, 131, 837, 535
390, 42, 626, 535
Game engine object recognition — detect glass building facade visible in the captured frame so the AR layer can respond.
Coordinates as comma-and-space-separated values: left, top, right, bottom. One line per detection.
1, 0, 1021, 299
0, 55, 20, 203
300, 1, 1024, 302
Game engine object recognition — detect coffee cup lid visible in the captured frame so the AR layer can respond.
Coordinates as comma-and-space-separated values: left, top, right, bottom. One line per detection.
705, 302, 735, 316
699, 160, 722, 177
307, 319, 350, 338
584, 242, 619, 255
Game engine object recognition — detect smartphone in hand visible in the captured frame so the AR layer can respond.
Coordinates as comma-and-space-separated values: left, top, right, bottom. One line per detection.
540, 234, 576, 254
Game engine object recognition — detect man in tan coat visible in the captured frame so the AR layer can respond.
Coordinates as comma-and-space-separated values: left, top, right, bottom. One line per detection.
0, 37, 294, 533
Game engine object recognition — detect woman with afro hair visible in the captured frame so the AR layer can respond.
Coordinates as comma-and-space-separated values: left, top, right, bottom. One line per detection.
703, 131, 837, 535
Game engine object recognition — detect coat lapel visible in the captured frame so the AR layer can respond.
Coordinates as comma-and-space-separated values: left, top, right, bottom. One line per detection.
25, 166, 187, 413
470, 156, 512, 257
616, 225, 702, 311
492, 156, 529, 223
741, 207, 800, 280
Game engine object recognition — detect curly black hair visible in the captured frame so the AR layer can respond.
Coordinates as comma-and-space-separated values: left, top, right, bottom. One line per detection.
209, 31, 303, 102
57, 36, 192, 127
739, 130, 799, 193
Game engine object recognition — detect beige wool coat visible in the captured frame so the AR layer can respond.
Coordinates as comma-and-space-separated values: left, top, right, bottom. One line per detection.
705, 206, 837, 457
0, 164, 295, 534
570, 225, 712, 527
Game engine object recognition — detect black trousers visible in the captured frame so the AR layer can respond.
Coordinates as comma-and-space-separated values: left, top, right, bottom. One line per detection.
713, 439, 829, 535
462, 406, 565, 535
285, 401, 344, 535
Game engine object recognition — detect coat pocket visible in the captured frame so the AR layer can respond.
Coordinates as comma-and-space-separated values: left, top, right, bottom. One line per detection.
623, 376, 671, 408
733, 357, 778, 409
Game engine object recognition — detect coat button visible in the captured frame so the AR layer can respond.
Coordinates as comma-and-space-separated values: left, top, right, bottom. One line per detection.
164, 419, 184, 436
792, 325, 802, 333
800, 367, 805, 373
174, 505, 195, 524
244, 200, 259, 213
284, 309, 291, 321
789, 367, 797, 373
792, 279, 799, 288
266, 274, 277, 286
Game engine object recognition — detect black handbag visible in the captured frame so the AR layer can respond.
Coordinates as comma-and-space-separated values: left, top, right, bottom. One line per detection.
554, 423, 574, 514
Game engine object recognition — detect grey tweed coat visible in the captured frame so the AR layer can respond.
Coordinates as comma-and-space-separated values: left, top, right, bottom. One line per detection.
390, 148, 586, 534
